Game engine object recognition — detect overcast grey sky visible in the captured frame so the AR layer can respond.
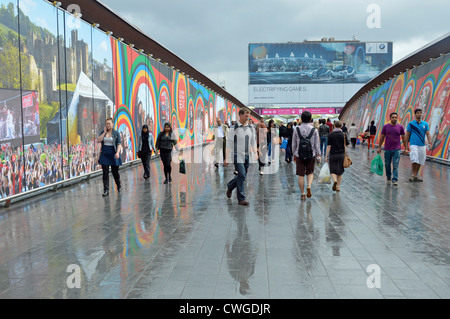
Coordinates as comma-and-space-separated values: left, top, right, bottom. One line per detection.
100, 0, 449, 105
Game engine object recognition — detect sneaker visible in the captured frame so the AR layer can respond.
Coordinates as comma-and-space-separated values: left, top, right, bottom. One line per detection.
163, 179, 168, 184
386, 178, 391, 183
414, 176, 423, 182
392, 181, 398, 186
169, 178, 172, 183
234, 171, 238, 175
409, 176, 415, 182
226, 188, 232, 199
260, 171, 264, 176
214, 163, 219, 168
102, 190, 109, 197
238, 200, 249, 206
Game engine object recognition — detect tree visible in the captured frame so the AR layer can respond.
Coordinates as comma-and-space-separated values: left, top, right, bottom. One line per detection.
0, 41, 32, 89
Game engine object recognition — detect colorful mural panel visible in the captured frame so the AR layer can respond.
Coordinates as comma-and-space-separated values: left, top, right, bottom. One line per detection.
340, 53, 450, 161
0, 0, 254, 201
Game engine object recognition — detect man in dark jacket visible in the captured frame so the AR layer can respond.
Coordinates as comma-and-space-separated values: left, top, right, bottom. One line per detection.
319, 119, 330, 157
279, 122, 287, 139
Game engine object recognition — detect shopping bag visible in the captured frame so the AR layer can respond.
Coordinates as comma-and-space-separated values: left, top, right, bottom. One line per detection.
179, 152, 186, 174
370, 154, 383, 176
179, 158, 186, 174
280, 138, 288, 150
318, 163, 331, 183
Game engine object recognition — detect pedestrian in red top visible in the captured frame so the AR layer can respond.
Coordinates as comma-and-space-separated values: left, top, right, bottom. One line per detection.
326, 118, 333, 132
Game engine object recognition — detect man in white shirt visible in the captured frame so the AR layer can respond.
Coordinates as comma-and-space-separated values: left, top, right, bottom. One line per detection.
347, 123, 359, 148
212, 118, 229, 168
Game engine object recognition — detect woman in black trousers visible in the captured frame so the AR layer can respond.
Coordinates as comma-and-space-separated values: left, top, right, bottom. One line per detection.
325, 120, 347, 192
97, 117, 123, 196
155, 123, 179, 184
138, 124, 156, 180
285, 122, 294, 163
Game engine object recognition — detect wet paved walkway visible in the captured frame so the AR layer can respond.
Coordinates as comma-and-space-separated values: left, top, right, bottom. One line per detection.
0, 143, 449, 299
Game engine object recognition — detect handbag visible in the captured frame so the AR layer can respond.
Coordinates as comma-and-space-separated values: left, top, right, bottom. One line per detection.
280, 138, 288, 150
343, 154, 352, 168
136, 151, 142, 158
179, 158, 186, 174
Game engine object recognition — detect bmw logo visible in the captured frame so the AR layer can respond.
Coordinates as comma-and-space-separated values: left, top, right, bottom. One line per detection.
379, 44, 385, 50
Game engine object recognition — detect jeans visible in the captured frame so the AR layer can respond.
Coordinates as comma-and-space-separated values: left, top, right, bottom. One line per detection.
227, 155, 249, 201
384, 149, 400, 181
285, 142, 292, 161
320, 136, 328, 156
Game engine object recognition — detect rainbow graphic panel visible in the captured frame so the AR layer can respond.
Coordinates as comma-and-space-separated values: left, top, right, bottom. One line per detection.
341, 53, 450, 160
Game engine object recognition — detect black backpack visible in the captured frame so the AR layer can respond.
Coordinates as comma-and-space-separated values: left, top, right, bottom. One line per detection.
296, 127, 315, 160
319, 124, 329, 137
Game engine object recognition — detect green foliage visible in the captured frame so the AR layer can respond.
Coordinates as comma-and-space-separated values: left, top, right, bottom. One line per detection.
0, 41, 33, 89
57, 83, 77, 92
39, 101, 60, 138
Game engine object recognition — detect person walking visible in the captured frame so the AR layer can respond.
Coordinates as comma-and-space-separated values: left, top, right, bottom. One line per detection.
267, 119, 276, 164
155, 123, 180, 184
405, 108, 432, 182
325, 121, 347, 192
212, 118, 229, 168
138, 124, 156, 180
279, 122, 287, 140
292, 111, 320, 200
97, 117, 123, 196
319, 119, 330, 157
326, 118, 333, 132
377, 112, 408, 186
342, 123, 348, 134
367, 120, 377, 152
225, 108, 256, 206
347, 123, 358, 148
285, 122, 294, 163
255, 118, 268, 175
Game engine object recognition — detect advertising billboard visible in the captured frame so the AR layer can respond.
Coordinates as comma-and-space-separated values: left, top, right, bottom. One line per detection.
249, 41, 392, 105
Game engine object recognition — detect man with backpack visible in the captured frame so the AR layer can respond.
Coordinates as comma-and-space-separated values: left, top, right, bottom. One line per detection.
319, 119, 330, 157
292, 111, 321, 200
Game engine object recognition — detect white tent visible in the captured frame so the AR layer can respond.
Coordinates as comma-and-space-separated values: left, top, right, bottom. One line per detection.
67, 71, 114, 144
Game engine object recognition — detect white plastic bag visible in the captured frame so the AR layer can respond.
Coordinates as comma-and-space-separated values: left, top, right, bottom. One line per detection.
319, 163, 331, 183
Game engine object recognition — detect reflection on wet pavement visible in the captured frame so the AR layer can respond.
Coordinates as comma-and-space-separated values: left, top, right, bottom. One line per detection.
0, 145, 449, 298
